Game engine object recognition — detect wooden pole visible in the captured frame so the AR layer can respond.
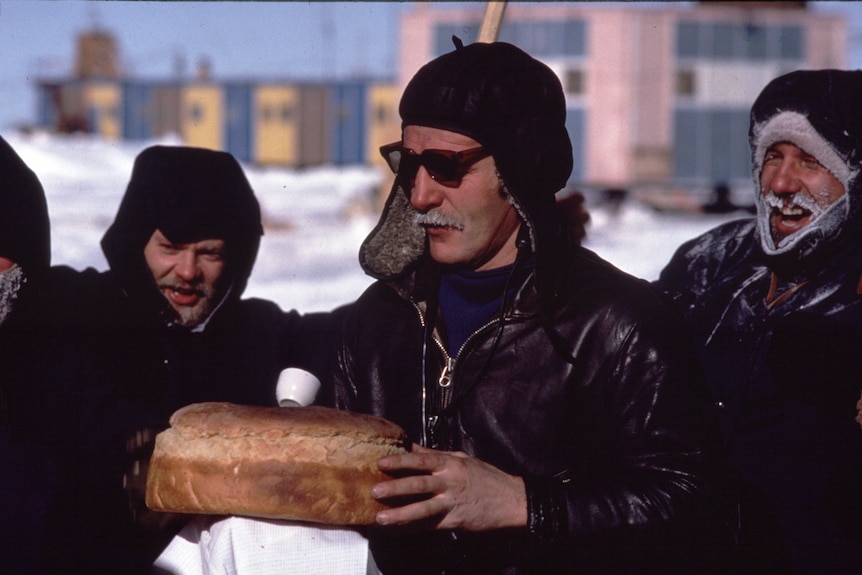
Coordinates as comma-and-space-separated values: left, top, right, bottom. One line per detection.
477, 2, 507, 43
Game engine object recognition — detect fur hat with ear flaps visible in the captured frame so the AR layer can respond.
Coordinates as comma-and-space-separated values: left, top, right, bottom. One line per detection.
359, 39, 573, 282
750, 69, 862, 267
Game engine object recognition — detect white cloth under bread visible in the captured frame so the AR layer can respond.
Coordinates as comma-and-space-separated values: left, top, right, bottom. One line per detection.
154, 516, 378, 575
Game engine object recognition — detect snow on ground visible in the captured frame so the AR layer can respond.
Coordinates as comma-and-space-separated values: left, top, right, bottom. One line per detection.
584, 199, 746, 281
4, 131, 749, 313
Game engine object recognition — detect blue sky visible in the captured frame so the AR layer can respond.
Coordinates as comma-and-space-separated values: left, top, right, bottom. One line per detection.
1, 1, 860, 131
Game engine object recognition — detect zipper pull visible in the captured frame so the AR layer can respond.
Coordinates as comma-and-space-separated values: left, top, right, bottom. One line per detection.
438, 357, 455, 388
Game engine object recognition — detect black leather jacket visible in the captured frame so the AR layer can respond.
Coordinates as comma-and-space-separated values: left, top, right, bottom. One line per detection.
333, 244, 727, 575
657, 218, 862, 574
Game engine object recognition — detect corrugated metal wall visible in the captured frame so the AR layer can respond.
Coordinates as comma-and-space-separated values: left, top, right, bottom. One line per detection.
225, 83, 253, 162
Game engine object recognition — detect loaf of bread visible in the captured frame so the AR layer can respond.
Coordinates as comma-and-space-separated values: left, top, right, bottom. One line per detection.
145, 402, 409, 525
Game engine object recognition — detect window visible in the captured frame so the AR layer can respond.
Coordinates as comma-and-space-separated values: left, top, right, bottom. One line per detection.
676, 70, 695, 96
566, 70, 584, 94
433, 19, 587, 58
188, 103, 204, 123
504, 21, 586, 57
565, 108, 585, 182
673, 108, 750, 181
744, 25, 768, 60
375, 103, 390, 124
778, 26, 803, 60
676, 21, 805, 62
677, 21, 700, 58
261, 105, 273, 123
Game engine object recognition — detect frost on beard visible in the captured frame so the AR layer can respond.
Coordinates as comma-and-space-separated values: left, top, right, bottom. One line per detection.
0, 265, 26, 327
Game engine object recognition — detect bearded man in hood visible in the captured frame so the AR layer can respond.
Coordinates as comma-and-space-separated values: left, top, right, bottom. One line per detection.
657, 69, 862, 574
329, 40, 729, 575
29, 145, 341, 573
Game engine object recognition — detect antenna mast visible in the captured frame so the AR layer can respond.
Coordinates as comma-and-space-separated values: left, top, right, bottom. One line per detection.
478, 2, 507, 43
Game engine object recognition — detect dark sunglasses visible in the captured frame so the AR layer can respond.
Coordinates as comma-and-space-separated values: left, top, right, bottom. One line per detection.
379, 141, 491, 188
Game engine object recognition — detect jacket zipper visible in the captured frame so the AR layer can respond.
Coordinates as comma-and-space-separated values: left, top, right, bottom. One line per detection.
437, 356, 455, 406
435, 318, 499, 408
431, 316, 502, 446
413, 300, 505, 445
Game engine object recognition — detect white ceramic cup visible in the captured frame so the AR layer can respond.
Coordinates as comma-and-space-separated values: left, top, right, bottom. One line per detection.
275, 367, 321, 407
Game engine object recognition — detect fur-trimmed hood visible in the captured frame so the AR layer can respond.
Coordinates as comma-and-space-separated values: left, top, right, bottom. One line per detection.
749, 69, 862, 267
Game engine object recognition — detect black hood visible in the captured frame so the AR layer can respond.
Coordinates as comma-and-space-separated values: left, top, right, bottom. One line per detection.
0, 135, 50, 284
749, 69, 862, 268
360, 40, 572, 284
101, 145, 263, 316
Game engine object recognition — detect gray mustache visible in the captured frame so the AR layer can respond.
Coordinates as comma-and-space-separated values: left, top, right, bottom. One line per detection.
414, 210, 464, 231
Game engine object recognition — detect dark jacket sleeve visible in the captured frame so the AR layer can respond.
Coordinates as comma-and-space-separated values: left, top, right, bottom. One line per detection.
522, 289, 732, 573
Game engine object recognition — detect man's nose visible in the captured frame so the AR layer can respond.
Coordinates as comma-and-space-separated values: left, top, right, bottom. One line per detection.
409, 166, 443, 212
769, 160, 802, 195
174, 251, 199, 281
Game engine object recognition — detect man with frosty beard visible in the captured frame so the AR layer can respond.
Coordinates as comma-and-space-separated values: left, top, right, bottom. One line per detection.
657, 70, 862, 574
0, 134, 57, 575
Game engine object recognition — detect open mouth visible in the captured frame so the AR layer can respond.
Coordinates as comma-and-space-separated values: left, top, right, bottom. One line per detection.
163, 285, 203, 306
771, 204, 812, 236
764, 191, 823, 239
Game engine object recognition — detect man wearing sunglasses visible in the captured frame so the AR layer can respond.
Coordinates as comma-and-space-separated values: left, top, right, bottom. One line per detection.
331, 40, 728, 575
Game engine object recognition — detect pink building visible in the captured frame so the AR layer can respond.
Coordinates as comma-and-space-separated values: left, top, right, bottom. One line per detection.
398, 2, 845, 193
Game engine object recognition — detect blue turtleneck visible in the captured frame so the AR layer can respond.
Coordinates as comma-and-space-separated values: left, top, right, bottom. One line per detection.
438, 262, 526, 357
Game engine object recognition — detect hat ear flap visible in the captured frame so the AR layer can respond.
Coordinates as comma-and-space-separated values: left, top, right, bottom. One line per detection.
493, 117, 572, 209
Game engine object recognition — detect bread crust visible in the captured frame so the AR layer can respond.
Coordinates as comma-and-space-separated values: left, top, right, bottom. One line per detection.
145, 402, 409, 525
